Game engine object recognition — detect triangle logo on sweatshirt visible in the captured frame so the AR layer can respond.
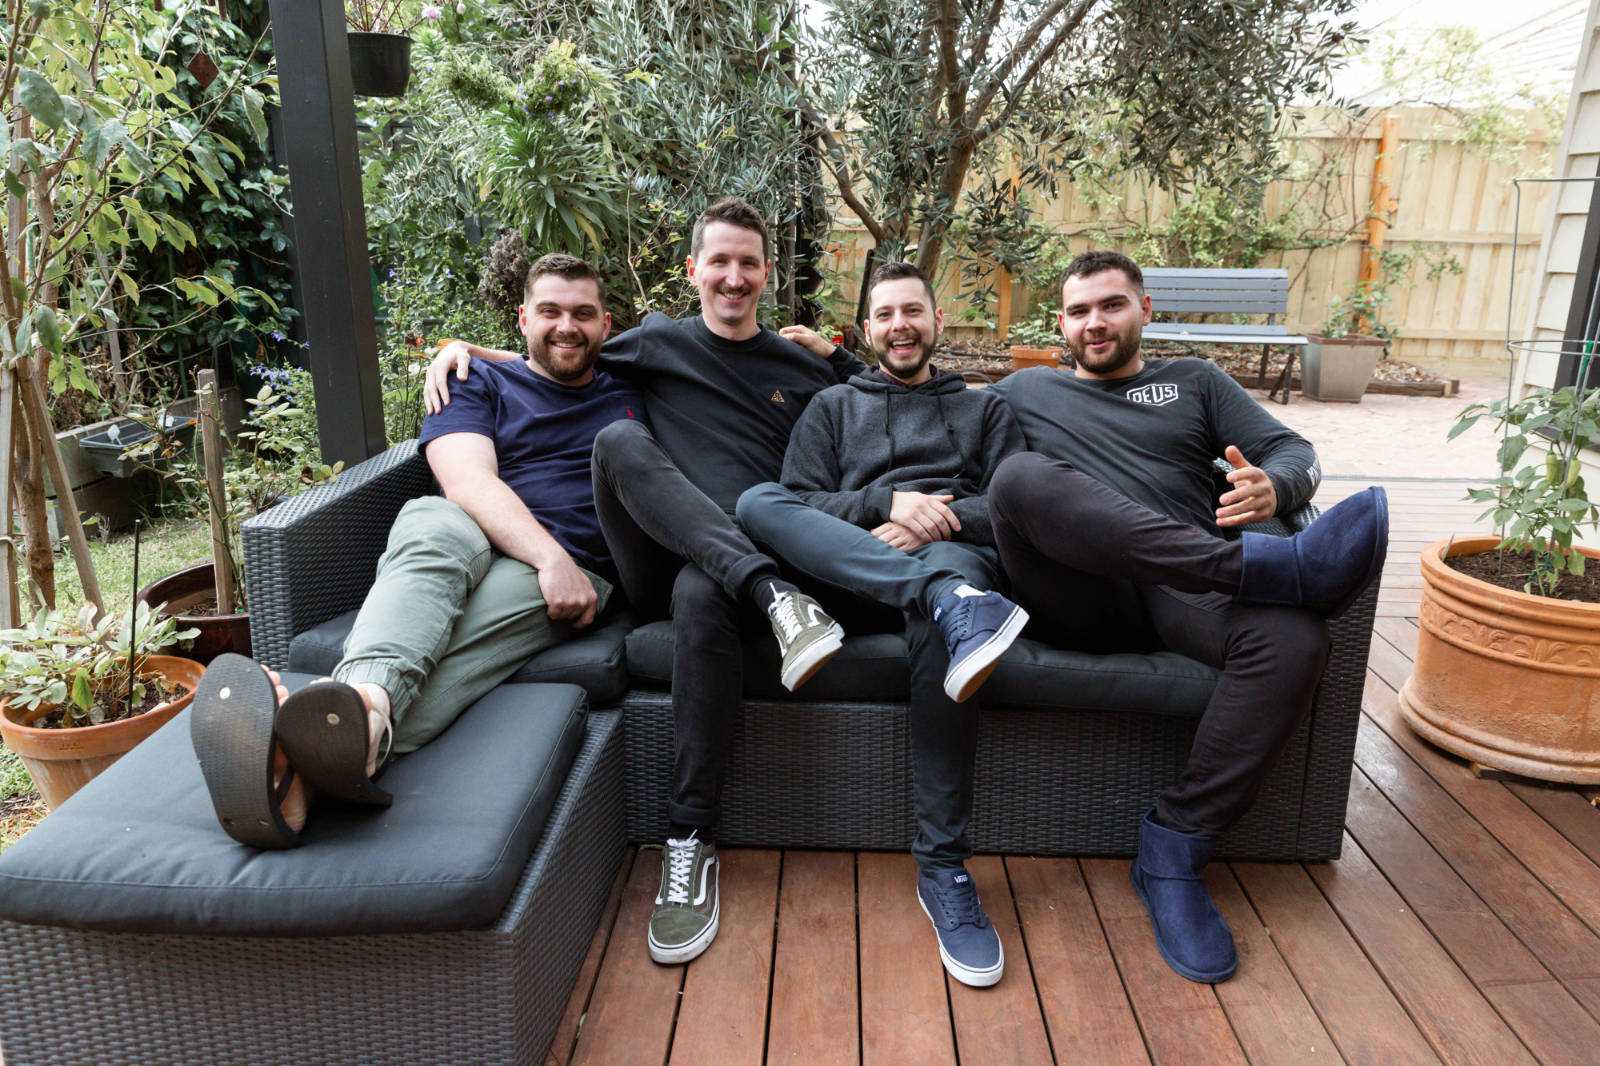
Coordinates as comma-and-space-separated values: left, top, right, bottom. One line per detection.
770, 389, 785, 404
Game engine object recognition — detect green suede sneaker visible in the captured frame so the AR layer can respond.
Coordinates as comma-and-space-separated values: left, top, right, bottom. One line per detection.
647, 834, 720, 964
766, 589, 843, 691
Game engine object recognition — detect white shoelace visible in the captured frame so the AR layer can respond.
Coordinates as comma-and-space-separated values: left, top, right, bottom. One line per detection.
663, 836, 697, 905
769, 591, 803, 642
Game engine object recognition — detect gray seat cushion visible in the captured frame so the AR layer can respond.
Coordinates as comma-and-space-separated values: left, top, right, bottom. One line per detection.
624, 621, 1219, 717
289, 610, 632, 706
0, 676, 587, 937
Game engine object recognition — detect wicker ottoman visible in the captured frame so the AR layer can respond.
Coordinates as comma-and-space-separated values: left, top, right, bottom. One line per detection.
0, 683, 625, 1066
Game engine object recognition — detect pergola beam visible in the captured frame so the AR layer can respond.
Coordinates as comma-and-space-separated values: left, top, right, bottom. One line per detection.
266, 0, 387, 465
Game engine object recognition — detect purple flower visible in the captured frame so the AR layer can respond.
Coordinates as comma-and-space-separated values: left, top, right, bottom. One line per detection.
269, 329, 286, 342
421, 4, 443, 21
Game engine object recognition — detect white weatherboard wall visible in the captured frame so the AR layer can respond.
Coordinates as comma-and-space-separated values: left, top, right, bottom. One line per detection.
1518, 0, 1600, 397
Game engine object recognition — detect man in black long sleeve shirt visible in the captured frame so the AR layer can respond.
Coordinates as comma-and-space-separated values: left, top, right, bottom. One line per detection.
987, 251, 1388, 987
428, 200, 868, 968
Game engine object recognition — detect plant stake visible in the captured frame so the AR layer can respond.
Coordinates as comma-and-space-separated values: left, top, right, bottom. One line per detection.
127, 519, 141, 714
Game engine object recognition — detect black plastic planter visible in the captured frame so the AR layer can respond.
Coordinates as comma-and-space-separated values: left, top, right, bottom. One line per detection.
348, 32, 412, 98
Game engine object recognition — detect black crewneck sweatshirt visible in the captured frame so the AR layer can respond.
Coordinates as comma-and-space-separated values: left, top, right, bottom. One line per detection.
600, 312, 866, 512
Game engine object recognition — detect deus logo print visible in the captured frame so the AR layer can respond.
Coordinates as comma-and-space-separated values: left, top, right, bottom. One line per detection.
1125, 383, 1179, 407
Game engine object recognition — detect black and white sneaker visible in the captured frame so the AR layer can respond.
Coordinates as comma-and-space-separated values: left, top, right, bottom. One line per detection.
766, 589, 844, 691
934, 586, 1028, 702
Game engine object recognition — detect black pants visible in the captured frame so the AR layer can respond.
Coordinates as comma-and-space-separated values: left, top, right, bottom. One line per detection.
988, 452, 1330, 837
591, 419, 983, 866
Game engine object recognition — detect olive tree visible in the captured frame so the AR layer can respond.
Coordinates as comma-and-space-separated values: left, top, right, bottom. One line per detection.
799, 0, 1359, 280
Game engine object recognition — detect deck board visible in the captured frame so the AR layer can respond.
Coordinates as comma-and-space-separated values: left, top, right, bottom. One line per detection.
557, 477, 1600, 1063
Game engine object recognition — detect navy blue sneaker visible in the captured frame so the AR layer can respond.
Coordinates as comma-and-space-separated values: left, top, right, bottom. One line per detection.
934, 586, 1029, 702
917, 865, 1004, 987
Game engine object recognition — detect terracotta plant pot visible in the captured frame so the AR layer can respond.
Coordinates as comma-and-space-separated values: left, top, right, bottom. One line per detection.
0, 655, 206, 810
1398, 536, 1600, 783
1010, 345, 1064, 371
139, 562, 250, 665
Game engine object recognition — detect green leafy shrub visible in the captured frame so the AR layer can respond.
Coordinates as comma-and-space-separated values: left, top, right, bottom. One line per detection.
1452, 375, 1600, 596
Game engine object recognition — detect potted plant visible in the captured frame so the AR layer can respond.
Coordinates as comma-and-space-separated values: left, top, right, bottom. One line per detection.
1302, 290, 1386, 402
1006, 307, 1065, 371
346, 1, 444, 98
133, 381, 342, 663
1399, 378, 1600, 783
0, 603, 203, 809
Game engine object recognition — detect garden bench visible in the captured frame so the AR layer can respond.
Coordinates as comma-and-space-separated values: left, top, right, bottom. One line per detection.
0, 438, 1377, 1064
1141, 267, 1310, 404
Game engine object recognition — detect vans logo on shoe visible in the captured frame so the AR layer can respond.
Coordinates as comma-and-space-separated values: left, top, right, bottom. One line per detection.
770, 389, 786, 404
1125, 383, 1180, 407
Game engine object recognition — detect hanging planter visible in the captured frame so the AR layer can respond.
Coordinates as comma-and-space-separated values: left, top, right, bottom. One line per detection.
348, 31, 412, 98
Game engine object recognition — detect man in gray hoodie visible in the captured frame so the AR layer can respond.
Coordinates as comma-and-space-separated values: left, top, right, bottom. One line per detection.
736, 261, 1027, 989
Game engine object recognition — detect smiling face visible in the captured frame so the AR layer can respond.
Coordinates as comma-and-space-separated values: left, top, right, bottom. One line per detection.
1058, 267, 1152, 380
687, 220, 770, 338
865, 276, 942, 384
518, 274, 610, 385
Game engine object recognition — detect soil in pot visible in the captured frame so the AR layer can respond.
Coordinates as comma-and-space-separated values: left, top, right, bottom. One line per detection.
1445, 549, 1600, 604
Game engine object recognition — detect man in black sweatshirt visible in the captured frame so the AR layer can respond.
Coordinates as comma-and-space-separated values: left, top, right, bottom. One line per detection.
736, 262, 1027, 988
987, 250, 1389, 986
425, 198, 866, 968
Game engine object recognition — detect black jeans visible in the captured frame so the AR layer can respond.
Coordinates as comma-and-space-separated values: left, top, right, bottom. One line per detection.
737, 481, 999, 867
988, 452, 1330, 837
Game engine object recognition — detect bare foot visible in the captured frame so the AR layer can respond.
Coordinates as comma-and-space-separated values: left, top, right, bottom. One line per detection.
264, 671, 394, 828
265, 670, 310, 833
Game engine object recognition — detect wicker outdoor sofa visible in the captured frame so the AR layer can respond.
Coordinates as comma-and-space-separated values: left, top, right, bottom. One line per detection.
0, 437, 1376, 1065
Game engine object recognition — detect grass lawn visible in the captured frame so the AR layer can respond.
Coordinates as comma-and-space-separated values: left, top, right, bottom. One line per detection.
1, 513, 214, 853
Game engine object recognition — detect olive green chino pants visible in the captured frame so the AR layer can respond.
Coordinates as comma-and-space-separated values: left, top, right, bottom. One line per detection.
332, 496, 613, 753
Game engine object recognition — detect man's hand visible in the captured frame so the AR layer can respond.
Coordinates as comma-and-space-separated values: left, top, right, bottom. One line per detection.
778, 324, 836, 358
890, 491, 960, 542
871, 520, 925, 552
424, 341, 475, 415
1216, 445, 1278, 528
537, 551, 599, 629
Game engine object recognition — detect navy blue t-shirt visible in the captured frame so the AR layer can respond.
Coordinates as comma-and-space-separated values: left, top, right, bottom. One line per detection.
418, 358, 643, 576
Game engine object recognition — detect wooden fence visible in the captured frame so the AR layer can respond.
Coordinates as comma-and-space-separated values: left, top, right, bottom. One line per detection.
820, 106, 1555, 366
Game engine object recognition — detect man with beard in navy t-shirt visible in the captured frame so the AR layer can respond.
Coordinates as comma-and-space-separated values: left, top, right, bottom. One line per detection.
191, 254, 640, 850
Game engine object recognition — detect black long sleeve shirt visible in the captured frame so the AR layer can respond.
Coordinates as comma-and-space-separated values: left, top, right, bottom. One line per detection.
989, 359, 1321, 536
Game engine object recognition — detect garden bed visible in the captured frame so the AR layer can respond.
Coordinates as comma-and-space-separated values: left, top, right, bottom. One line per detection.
932, 338, 1457, 396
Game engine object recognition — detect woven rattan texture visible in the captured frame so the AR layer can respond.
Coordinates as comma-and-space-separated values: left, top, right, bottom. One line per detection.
243, 440, 435, 667
0, 711, 626, 1066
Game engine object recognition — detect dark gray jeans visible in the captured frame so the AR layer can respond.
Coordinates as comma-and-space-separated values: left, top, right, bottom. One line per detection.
737, 481, 997, 868
988, 451, 1329, 837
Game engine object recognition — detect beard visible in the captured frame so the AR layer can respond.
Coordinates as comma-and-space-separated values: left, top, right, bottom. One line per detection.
528, 331, 602, 383
1067, 321, 1142, 375
874, 332, 936, 380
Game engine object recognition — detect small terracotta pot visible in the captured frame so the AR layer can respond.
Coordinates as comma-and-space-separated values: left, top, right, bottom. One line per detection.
1399, 536, 1600, 783
0, 655, 206, 810
139, 562, 250, 665
1010, 345, 1064, 371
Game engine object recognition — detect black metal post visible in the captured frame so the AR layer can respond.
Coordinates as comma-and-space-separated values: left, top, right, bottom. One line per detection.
265, 0, 387, 465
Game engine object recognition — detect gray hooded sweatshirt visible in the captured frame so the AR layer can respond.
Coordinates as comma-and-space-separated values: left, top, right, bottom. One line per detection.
778, 366, 1025, 545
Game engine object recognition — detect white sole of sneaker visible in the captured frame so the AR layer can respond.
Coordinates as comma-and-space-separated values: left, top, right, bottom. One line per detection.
943, 605, 1030, 703
780, 623, 844, 692
917, 892, 1005, 988
648, 892, 720, 965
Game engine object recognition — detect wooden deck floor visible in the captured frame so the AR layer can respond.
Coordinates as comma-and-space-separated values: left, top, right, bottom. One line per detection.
548, 478, 1600, 1066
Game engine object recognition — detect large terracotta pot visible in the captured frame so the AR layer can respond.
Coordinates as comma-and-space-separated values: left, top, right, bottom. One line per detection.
139, 562, 250, 664
1399, 536, 1600, 783
0, 654, 205, 810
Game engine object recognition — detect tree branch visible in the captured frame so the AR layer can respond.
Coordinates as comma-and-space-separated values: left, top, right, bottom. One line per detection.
975, 13, 1087, 142
804, 118, 887, 244
966, 0, 1008, 79
934, 0, 961, 127
964, 0, 1095, 138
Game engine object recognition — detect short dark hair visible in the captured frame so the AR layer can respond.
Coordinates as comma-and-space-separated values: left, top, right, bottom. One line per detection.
524, 253, 604, 305
867, 261, 936, 311
1061, 250, 1144, 294
691, 196, 769, 261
